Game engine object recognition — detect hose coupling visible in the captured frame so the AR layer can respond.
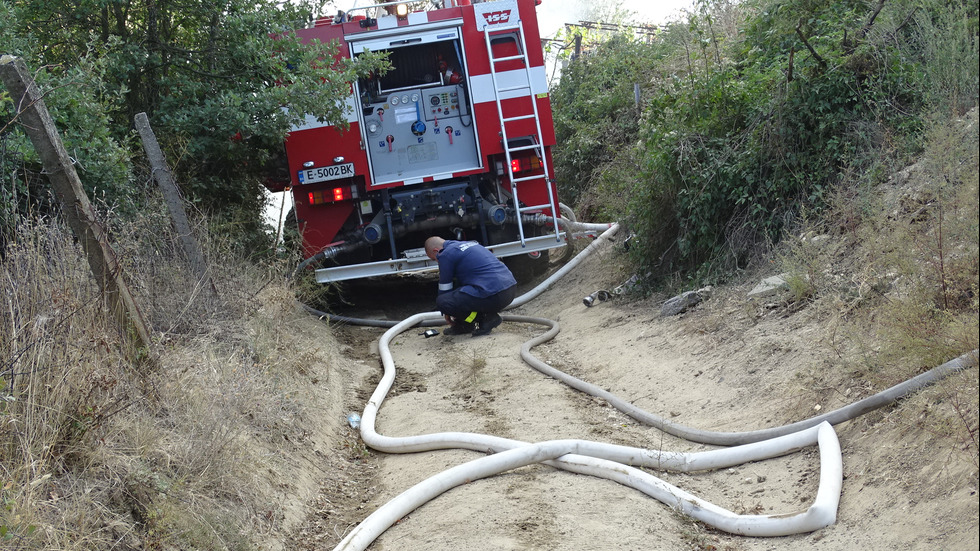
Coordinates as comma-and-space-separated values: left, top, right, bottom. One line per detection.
583, 289, 611, 307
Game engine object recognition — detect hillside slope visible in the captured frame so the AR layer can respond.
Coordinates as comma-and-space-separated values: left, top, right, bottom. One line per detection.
289, 261, 975, 550
287, 111, 978, 548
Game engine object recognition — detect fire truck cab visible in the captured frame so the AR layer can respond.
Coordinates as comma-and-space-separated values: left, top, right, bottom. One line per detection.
275, 0, 565, 283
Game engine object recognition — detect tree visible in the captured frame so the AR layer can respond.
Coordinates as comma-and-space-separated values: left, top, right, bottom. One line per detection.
1, 0, 388, 252
551, 0, 978, 282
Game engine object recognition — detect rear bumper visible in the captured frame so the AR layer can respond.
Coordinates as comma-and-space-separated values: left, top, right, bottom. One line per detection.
314, 233, 566, 283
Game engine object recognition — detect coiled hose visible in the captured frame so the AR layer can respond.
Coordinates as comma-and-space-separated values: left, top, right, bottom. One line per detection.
302, 221, 976, 549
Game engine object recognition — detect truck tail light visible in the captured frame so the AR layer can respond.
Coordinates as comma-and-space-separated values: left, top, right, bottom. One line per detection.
309, 186, 351, 205
510, 155, 542, 174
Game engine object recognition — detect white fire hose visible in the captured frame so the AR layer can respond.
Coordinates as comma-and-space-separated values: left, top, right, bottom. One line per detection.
328, 220, 976, 550
337, 307, 843, 550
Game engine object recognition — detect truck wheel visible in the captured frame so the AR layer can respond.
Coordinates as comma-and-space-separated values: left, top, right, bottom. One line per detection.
504, 249, 550, 282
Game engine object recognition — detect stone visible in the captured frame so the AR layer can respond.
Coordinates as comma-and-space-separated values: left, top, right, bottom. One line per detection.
747, 274, 790, 299
661, 290, 701, 317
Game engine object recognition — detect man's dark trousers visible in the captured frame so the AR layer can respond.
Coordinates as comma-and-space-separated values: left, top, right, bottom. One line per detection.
436, 286, 516, 322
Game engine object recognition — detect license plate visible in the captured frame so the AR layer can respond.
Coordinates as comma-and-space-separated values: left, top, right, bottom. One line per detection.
298, 163, 355, 184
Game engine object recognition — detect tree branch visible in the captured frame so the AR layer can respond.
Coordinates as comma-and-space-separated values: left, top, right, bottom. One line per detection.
894, 7, 918, 35
787, 45, 795, 83
795, 20, 827, 70
855, 0, 887, 44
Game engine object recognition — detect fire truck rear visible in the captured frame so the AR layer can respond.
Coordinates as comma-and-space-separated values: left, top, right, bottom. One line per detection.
275, 0, 565, 283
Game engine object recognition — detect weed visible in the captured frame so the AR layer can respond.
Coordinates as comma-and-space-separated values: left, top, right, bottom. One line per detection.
676, 515, 736, 551
470, 349, 488, 371
876, 113, 980, 370
0, 203, 336, 548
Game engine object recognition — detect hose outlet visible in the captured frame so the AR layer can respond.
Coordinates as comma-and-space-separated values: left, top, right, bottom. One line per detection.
363, 223, 384, 244
487, 205, 507, 225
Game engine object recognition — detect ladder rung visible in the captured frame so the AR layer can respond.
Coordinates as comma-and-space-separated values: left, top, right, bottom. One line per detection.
488, 23, 522, 33
510, 174, 545, 185
506, 144, 541, 153
513, 175, 547, 184
512, 172, 547, 183
497, 84, 530, 93
502, 114, 536, 123
519, 203, 552, 212
492, 54, 527, 63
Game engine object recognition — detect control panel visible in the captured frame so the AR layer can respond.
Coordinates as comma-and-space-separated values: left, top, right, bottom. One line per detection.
424, 88, 466, 121
362, 84, 480, 185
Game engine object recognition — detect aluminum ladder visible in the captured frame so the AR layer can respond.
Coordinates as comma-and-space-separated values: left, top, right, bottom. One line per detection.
482, 21, 561, 247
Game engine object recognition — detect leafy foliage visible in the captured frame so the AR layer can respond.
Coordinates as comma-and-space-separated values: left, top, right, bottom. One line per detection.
1, 0, 387, 253
551, 33, 663, 208
551, 0, 979, 282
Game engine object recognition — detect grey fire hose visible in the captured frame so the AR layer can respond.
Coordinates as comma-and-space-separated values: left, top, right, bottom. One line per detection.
518, 314, 978, 446
333, 310, 845, 551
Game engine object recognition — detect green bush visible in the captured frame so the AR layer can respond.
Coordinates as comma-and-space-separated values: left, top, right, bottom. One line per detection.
551, 0, 978, 283
551, 32, 664, 208
1, 0, 387, 251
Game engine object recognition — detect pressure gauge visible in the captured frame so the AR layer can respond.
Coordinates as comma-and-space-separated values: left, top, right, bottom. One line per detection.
365, 118, 382, 137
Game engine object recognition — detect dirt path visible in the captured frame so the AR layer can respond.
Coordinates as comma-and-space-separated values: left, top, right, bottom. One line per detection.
294, 240, 978, 551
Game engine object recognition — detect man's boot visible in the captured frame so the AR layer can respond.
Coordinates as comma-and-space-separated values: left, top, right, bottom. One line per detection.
473, 312, 502, 336
443, 321, 475, 335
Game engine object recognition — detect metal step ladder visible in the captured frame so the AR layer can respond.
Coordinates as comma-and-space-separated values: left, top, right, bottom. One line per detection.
483, 21, 561, 247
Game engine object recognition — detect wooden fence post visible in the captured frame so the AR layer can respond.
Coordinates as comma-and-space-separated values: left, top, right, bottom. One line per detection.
134, 112, 218, 300
0, 55, 154, 364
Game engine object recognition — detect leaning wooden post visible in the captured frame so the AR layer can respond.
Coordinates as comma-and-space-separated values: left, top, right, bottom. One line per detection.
134, 112, 218, 300
0, 55, 154, 364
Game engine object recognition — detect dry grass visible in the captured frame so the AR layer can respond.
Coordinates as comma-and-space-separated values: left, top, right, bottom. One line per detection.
1, 200, 337, 549
2, 107, 977, 549
777, 108, 980, 471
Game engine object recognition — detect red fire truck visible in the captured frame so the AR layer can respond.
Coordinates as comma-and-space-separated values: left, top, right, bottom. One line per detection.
273, 0, 565, 283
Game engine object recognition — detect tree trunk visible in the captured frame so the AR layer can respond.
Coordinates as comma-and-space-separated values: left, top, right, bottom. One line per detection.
135, 112, 219, 301
0, 55, 155, 366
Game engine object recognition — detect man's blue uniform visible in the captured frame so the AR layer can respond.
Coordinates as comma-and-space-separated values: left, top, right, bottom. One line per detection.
435, 240, 516, 333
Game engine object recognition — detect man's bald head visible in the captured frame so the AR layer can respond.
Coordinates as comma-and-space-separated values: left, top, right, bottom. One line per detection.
425, 236, 446, 260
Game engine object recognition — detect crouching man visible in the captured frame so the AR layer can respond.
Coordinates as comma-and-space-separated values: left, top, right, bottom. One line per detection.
424, 236, 517, 336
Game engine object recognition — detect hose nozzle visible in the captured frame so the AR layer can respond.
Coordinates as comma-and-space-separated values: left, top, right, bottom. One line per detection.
583, 290, 611, 307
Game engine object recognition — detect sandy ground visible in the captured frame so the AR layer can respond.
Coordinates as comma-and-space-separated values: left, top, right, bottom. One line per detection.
289, 237, 978, 551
